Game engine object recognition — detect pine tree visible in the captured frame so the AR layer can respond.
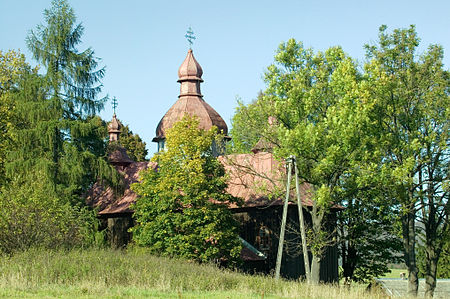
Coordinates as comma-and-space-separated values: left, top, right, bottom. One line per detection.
20, 0, 118, 202
0, 50, 101, 254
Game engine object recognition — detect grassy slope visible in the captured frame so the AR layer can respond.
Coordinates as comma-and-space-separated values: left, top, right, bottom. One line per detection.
0, 248, 390, 299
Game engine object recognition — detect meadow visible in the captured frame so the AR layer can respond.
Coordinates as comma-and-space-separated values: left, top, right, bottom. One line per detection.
0, 248, 405, 299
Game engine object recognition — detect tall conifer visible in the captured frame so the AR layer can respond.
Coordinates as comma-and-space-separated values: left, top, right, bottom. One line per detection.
10, 0, 119, 202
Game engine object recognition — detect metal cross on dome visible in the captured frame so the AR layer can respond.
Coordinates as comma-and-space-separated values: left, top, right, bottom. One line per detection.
112, 97, 118, 115
185, 27, 196, 48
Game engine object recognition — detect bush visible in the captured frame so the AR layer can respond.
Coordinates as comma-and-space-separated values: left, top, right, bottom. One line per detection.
0, 173, 102, 254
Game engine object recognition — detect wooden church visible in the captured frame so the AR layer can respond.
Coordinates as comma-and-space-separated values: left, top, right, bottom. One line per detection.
87, 49, 339, 282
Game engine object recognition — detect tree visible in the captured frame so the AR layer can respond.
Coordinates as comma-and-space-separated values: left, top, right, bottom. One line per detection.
132, 116, 242, 265
119, 124, 148, 161
21, 0, 118, 202
263, 39, 371, 283
338, 175, 403, 283
0, 50, 32, 186
229, 93, 276, 154
0, 50, 103, 254
364, 25, 449, 297
418, 233, 450, 279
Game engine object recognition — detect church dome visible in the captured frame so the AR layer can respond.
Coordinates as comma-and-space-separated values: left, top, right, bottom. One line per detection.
153, 50, 228, 143
177, 49, 203, 82
107, 114, 134, 165
108, 114, 121, 133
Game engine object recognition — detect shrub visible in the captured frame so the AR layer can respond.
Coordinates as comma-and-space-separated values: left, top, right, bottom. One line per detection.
0, 173, 101, 254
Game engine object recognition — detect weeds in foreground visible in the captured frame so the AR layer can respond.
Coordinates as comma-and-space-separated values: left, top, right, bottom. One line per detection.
0, 248, 391, 298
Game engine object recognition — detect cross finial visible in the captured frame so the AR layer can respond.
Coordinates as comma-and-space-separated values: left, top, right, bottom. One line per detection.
185, 27, 196, 48
112, 97, 118, 115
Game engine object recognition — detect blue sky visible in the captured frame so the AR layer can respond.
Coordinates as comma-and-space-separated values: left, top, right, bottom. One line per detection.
1, 0, 449, 154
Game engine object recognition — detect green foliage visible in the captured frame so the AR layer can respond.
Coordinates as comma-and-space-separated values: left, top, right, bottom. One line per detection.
261, 39, 371, 282
418, 233, 450, 279
119, 124, 148, 161
363, 25, 449, 294
0, 50, 32, 186
0, 174, 101, 254
229, 93, 276, 153
14, 0, 120, 202
436, 240, 450, 278
0, 1, 117, 254
338, 178, 403, 283
132, 116, 242, 265
26, 0, 106, 116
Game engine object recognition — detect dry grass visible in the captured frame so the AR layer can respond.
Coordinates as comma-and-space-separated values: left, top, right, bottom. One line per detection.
0, 248, 395, 298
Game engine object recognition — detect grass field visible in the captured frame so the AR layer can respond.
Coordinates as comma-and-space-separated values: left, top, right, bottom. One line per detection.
380, 268, 408, 279
0, 248, 396, 298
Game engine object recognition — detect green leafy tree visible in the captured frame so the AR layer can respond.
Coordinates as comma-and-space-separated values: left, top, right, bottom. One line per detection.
119, 124, 148, 161
338, 176, 403, 283
0, 50, 32, 186
132, 116, 242, 265
418, 233, 450, 279
364, 25, 449, 297
229, 93, 276, 154
436, 238, 450, 278
262, 39, 371, 283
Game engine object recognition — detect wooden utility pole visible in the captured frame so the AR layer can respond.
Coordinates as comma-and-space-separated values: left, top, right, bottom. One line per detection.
275, 157, 292, 279
294, 157, 311, 283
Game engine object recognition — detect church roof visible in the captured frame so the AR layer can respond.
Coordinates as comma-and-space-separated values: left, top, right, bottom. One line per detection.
88, 151, 317, 216
86, 161, 156, 216
108, 146, 134, 166
153, 50, 228, 142
220, 152, 314, 208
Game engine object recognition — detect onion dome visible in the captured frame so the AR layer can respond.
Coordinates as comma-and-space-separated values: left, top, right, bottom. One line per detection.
108, 114, 122, 142
153, 50, 228, 145
177, 49, 203, 82
107, 114, 134, 166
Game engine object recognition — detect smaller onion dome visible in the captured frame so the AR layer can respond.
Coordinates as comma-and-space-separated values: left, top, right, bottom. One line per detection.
108, 114, 122, 142
177, 49, 203, 82
107, 114, 133, 165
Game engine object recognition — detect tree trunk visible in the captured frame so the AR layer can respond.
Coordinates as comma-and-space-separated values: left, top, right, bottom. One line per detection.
402, 207, 418, 297
424, 244, 438, 299
423, 163, 444, 299
342, 242, 357, 282
309, 201, 324, 284
310, 254, 321, 284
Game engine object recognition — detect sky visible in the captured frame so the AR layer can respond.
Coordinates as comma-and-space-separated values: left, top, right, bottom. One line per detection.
1, 0, 449, 154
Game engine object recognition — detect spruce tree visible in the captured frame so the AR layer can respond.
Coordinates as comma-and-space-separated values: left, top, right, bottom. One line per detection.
21, 0, 118, 202
0, 50, 101, 254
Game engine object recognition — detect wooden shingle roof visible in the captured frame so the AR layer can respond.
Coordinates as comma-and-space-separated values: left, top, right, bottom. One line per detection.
153, 50, 228, 142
